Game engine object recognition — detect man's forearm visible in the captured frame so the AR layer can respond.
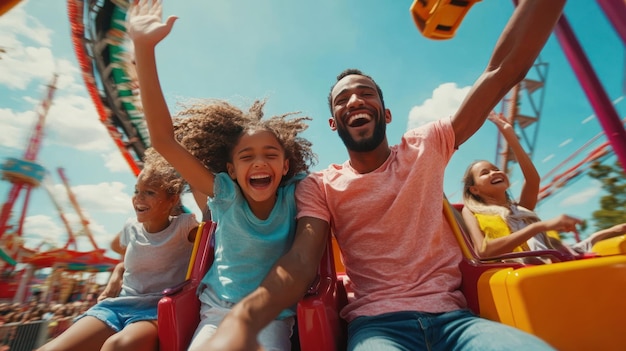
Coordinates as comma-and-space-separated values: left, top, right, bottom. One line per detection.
224, 217, 329, 335
453, 0, 566, 146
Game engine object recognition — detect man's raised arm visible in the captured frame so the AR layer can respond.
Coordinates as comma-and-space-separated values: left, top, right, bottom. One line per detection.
452, 0, 566, 147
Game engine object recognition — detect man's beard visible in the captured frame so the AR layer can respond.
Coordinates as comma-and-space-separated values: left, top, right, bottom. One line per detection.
337, 118, 386, 152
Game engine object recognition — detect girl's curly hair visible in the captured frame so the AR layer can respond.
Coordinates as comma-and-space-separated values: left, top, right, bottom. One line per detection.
141, 147, 186, 196
173, 99, 317, 182
140, 147, 186, 215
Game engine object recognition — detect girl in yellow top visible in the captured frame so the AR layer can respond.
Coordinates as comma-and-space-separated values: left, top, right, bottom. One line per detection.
461, 113, 626, 258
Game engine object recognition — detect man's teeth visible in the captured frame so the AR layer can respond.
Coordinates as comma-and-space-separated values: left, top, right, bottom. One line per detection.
348, 113, 371, 125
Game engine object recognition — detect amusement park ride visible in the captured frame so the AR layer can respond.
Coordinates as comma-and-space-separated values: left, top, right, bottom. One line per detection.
0, 74, 119, 302
1, 0, 626, 350
0, 74, 57, 268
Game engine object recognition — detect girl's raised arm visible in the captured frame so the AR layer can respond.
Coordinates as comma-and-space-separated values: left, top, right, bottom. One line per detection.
489, 113, 540, 210
129, 0, 215, 197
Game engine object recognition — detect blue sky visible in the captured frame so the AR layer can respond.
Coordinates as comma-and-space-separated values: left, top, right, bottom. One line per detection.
0, 0, 624, 263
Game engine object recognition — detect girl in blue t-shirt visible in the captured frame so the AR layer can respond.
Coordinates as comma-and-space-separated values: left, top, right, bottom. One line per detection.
128, 3, 316, 350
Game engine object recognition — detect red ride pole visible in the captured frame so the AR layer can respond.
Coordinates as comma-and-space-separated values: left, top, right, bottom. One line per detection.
509, 0, 626, 169
553, 14, 626, 168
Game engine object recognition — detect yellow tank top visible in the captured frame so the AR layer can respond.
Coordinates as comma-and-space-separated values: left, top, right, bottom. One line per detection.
473, 213, 530, 252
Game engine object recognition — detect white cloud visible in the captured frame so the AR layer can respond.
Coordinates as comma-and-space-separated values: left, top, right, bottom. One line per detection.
50, 181, 133, 215
0, 78, 114, 153
0, 18, 114, 153
46, 92, 112, 152
560, 183, 601, 206
0, 107, 36, 149
0, 4, 55, 89
22, 214, 66, 249
21, 213, 120, 253
407, 83, 471, 130
559, 138, 572, 148
0, 4, 52, 46
103, 150, 136, 173
20, 179, 131, 252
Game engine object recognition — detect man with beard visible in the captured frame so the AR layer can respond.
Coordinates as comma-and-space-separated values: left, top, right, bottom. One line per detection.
204, 1, 565, 350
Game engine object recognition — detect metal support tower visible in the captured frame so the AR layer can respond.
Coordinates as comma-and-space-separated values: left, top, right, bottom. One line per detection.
496, 59, 549, 175
0, 75, 58, 243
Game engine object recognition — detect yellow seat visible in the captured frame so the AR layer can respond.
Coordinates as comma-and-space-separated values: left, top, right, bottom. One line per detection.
591, 234, 626, 256
481, 255, 626, 351
443, 198, 626, 351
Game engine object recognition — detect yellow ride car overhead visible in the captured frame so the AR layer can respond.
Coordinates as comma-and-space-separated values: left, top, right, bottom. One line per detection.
410, 0, 481, 40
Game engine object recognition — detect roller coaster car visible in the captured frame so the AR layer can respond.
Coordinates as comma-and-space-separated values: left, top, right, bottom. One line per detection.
410, 0, 481, 40
446, 201, 626, 351
590, 234, 626, 256
157, 221, 217, 351
159, 203, 626, 351
296, 235, 348, 351
300, 201, 626, 350
156, 220, 347, 351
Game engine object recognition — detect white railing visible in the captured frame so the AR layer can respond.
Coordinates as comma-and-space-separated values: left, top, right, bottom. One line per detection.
0, 317, 72, 351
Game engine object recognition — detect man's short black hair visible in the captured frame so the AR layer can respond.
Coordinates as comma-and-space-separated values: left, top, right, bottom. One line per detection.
328, 69, 385, 114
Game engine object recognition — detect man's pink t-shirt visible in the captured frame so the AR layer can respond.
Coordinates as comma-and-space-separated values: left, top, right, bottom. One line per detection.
296, 118, 466, 322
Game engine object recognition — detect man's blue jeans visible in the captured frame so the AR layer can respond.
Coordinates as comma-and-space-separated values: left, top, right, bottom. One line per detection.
347, 309, 555, 351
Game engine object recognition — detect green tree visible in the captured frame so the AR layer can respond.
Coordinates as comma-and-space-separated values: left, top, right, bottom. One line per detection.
587, 160, 626, 231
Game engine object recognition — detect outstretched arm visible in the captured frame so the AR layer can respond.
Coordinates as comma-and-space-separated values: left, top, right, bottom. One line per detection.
129, 0, 215, 197
452, 0, 565, 147
488, 113, 540, 210
205, 217, 329, 351
588, 223, 626, 247
463, 207, 583, 257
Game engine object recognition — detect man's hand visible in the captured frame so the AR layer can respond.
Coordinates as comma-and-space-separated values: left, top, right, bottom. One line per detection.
206, 313, 264, 351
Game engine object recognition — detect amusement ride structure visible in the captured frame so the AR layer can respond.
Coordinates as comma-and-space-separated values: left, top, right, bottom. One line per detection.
0, 74, 119, 301
432, 0, 626, 204
67, 0, 147, 176
0, 74, 58, 268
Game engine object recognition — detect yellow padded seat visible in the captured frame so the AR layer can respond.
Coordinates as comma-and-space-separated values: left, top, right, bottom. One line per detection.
591, 235, 626, 256
478, 255, 626, 351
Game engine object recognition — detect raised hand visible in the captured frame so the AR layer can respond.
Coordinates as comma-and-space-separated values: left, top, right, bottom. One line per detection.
487, 112, 512, 131
127, 0, 177, 48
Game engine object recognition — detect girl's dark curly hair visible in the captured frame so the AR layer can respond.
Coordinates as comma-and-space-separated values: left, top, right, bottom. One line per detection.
172, 99, 317, 182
